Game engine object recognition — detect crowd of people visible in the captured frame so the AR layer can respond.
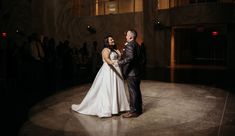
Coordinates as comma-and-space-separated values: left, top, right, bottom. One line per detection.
1, 32, 102, 92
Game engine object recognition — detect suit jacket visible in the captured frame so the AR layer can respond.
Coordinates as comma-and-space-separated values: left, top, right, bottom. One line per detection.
118, 40, 141, 79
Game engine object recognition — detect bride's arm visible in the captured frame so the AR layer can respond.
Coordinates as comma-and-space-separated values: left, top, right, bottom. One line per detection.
102, 48, 114, 65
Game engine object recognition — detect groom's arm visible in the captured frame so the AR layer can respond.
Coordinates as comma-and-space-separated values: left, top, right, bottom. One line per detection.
118, 44, 134, 65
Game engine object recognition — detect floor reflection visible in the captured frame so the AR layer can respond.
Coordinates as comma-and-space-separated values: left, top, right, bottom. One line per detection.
18, 81, 232, 136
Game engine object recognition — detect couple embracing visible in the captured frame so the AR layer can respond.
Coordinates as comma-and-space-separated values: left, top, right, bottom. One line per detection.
71, 29, 143, 118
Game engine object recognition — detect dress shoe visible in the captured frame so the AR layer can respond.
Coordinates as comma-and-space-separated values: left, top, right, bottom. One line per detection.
121, 112, 131, 117
122, 112, 141, 118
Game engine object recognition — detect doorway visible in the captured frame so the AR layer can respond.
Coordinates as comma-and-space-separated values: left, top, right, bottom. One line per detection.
174, 25, 227, 66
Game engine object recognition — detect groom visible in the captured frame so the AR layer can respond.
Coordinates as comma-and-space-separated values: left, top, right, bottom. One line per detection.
116, 29, 143, 118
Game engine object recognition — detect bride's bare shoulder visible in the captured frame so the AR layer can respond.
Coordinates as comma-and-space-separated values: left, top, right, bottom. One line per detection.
102, 48, 110, 55
102, 47, 110, 51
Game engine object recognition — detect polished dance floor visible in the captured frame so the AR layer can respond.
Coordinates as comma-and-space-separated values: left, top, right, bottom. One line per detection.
18, 78, 235, 136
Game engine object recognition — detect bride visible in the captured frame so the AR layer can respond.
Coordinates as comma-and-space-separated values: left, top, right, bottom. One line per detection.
71, 35, 130, 117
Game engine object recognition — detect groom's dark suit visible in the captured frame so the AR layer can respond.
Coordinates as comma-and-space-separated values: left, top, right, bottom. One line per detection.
118, 40, 142, 114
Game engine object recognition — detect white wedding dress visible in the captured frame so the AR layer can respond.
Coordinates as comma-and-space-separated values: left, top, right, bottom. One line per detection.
71, 50, 130, 117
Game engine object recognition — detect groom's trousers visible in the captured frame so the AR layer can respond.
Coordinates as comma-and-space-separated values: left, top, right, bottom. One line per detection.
127, 76, 142, 114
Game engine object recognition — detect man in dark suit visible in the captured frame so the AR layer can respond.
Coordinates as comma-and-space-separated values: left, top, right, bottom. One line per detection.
117, 29, 143, 118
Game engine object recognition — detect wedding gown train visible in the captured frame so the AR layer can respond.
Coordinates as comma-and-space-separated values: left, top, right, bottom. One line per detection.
71, 50, 130, 117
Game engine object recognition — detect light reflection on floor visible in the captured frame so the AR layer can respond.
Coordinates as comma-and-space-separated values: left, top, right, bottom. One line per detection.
19, 80, 231, 136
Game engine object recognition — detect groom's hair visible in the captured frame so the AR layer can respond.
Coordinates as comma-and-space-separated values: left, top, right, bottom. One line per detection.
128, 29, 137, 40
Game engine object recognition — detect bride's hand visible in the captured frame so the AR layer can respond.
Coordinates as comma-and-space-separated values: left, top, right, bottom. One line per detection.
112, 60, 119, 67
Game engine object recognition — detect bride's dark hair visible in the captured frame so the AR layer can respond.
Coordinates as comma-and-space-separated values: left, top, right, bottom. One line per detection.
103, 35, 117, 50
